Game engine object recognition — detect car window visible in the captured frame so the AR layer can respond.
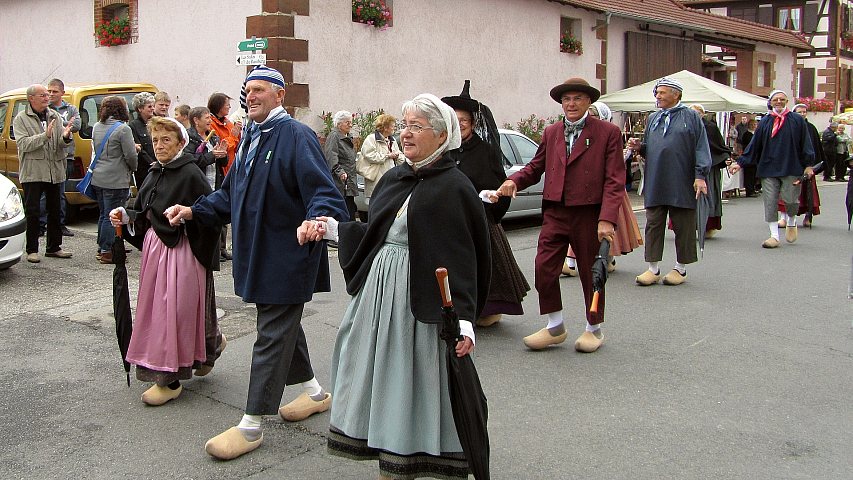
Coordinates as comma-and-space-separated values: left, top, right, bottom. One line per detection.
78, 92, 142, 139
509, 133, 539, 165
9, 101, 29, 140
499, 134, 516, 167
0, 102, 7, 137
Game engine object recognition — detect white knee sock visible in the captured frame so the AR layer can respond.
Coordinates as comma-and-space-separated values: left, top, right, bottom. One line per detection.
237, 414, 262, 441
566, 257, 576, 269
302, 377, 326, 400
674, 262, 686, 275
546, 310, 564, 329
585, 321, 600, 333
648, 262, 659, 274
768, 222, 780, 240
787, 214, 797, 227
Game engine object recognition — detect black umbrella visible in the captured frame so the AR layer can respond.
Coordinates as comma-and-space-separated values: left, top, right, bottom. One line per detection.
435, 268, 490, 480
112, 225, 133, 386
847, 174, 853, 231
589, 239, 610, 314
696, 192, 712, 258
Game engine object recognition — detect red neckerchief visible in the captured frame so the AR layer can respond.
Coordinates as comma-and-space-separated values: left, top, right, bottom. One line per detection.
770, 108, 790, 138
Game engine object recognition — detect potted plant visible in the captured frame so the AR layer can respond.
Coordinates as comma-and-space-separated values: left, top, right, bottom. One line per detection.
842, 31, 853, 50
95, 16, 131, 47
560, 31, 583, 55
352, 0, 392, 30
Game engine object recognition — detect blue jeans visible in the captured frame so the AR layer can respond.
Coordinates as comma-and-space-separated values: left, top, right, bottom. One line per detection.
93, 185, 129, 253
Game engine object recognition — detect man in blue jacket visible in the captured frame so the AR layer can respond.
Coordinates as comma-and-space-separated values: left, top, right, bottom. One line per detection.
730, 89, 815, 248
166, 66, 348, 460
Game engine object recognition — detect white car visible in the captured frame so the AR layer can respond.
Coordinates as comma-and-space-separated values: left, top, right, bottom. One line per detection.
354, 129, 544, 220
0, 173, 25, 270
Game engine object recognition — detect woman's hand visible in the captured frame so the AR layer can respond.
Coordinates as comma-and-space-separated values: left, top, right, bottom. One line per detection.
495, 179, 517, 200
109, 207, 129, 227
456, 336, 474, 357
165, 205, 192, 226
213, 140, 228, 158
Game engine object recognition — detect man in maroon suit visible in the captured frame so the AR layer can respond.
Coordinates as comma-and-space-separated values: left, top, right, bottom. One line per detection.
495, 77, 625, 353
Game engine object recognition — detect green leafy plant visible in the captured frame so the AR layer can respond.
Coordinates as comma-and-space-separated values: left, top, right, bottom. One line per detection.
95, 16, 131, 47
842, 31, 853, 50
351, 109, 385, 141
319, 111, 334, 138
560, 31, 582, 55
502, 114, 564, 144
352, 0, 392, 30
796, 97, 833, 112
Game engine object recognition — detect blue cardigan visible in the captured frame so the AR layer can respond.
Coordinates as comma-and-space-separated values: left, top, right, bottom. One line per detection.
737, 112, 815, 178
192, 114, 348, 304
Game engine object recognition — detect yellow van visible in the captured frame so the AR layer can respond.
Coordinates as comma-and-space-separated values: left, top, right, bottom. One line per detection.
0, 83, 157, 215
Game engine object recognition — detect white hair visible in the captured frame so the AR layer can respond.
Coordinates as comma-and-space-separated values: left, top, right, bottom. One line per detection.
401, 98, 448, 135
333, 110, 352, 126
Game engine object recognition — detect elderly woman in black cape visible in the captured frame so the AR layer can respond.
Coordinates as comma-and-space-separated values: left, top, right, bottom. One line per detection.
442, 80, 529, 327
299, 93, 491, 480
110, 116, 224, 405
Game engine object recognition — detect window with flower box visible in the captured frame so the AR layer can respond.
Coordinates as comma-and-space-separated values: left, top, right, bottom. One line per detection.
352, 0, 394, 30
93, 0, 138, 47
559, 17, 582, 55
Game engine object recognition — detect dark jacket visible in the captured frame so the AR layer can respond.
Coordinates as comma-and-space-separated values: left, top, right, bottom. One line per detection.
737, 112, 815, 178
338, 155, 491, 324
184, 127, 227, 189
323, 128, 357, 196
124, 153, 220, 271
701, 117, 732, 168
446, 133, 511, 222
192, 113, 348, 304
129, 117, 155, 187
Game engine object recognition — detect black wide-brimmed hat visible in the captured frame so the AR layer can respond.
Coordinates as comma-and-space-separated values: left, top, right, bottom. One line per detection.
442, 80, 480, 113
549, 77, 601, 103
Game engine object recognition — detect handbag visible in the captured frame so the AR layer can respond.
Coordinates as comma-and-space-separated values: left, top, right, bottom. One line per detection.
77, 121, 123, 200
356, 151, 382, 182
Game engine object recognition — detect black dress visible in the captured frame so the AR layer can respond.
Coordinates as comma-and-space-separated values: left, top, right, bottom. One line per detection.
447, 134, 529, 316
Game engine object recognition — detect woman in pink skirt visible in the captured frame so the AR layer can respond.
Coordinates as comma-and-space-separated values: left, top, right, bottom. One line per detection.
110, 116, 224, 406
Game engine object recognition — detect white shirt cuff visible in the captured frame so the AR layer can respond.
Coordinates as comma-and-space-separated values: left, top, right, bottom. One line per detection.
459, 320, 475, 345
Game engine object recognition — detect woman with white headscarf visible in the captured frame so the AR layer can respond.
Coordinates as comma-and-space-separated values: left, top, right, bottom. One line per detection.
110, 116, 224, 406
303, 94, 490, 479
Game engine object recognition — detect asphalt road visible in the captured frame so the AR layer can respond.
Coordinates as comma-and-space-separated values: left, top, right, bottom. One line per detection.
0, 182, 851, 479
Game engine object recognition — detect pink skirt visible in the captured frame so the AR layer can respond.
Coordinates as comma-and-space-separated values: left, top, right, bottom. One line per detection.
125, 229, 207, 373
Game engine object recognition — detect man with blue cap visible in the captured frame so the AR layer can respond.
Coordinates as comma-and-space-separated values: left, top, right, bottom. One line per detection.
166, 66, 348, 459
627, 76, 711, 286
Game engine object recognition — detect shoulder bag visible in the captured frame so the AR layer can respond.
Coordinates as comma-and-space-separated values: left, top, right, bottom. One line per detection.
77, 121, 123, 200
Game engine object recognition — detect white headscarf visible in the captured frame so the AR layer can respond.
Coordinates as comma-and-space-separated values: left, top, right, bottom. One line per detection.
591, 101, 612, 122
156, 117, 189, 163
404, 93, 461, 169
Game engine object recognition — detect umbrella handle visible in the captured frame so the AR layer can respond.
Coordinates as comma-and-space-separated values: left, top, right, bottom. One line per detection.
590, 291, 600, 314
114, 225, 122, 238
435, 268, 452, 307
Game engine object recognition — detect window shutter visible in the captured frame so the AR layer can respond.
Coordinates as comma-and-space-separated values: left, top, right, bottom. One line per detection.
757, 5, 773, 26
803, 3, 818, 33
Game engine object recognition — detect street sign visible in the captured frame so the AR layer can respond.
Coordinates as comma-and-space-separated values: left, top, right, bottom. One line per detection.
238, 38, 268, 51
236, 53, 267, 66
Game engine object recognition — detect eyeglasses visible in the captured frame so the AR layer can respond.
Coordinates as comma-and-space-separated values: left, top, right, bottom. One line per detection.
31, 93, 50, 98
399, 124, 434, 133
457, 118, 472, 125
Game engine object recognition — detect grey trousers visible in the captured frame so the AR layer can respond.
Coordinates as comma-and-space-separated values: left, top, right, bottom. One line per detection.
644, 205, 698, 264
246, 303, 315, 415
761, 176, 799, 222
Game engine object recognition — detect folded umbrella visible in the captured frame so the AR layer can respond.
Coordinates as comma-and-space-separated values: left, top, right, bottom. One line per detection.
589, 239, 610, 314
435, 268, 490, 480
695, 192, 712, 258
112, 225, 133, 386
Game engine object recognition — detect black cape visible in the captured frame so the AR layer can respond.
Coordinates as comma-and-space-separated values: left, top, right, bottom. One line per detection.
446, 134, 511, 222
125, 152, 221, 271
338, 156, 491, 324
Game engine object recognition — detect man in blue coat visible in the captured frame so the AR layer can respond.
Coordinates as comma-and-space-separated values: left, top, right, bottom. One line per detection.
730, 89, 815, 248
627, 77, 711, 286
166, 66, 348, 460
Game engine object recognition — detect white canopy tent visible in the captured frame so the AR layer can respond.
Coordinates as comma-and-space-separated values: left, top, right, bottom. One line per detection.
598, 70, 770, 113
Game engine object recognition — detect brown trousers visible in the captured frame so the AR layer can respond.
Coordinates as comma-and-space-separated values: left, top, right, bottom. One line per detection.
643, 205, 697, 264
534, 203, 605, 325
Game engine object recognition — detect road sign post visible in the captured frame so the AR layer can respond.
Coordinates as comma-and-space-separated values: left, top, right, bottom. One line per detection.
236, 53, 267, 66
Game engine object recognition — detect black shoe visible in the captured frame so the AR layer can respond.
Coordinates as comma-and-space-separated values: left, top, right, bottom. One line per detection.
219, 251, 232, 262
825, 178, 835, 182
327, 241, 338, 249
38, 228, 46, 237
61, 226, 74, 237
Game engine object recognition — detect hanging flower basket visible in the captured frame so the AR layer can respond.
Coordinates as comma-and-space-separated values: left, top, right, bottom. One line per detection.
560, 31, 583, 55
842, 31, 853, 50
352, 0, 392, 30
95, 16, 131, 46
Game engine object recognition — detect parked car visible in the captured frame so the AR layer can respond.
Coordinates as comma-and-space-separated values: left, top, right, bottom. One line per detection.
0, 172, 25, 270
353, 129, 544, 221
0, 83, 157, 217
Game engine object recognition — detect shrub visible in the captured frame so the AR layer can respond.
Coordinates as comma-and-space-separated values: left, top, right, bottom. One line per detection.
503, 114, 564, 144
95, 16, 131, 47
